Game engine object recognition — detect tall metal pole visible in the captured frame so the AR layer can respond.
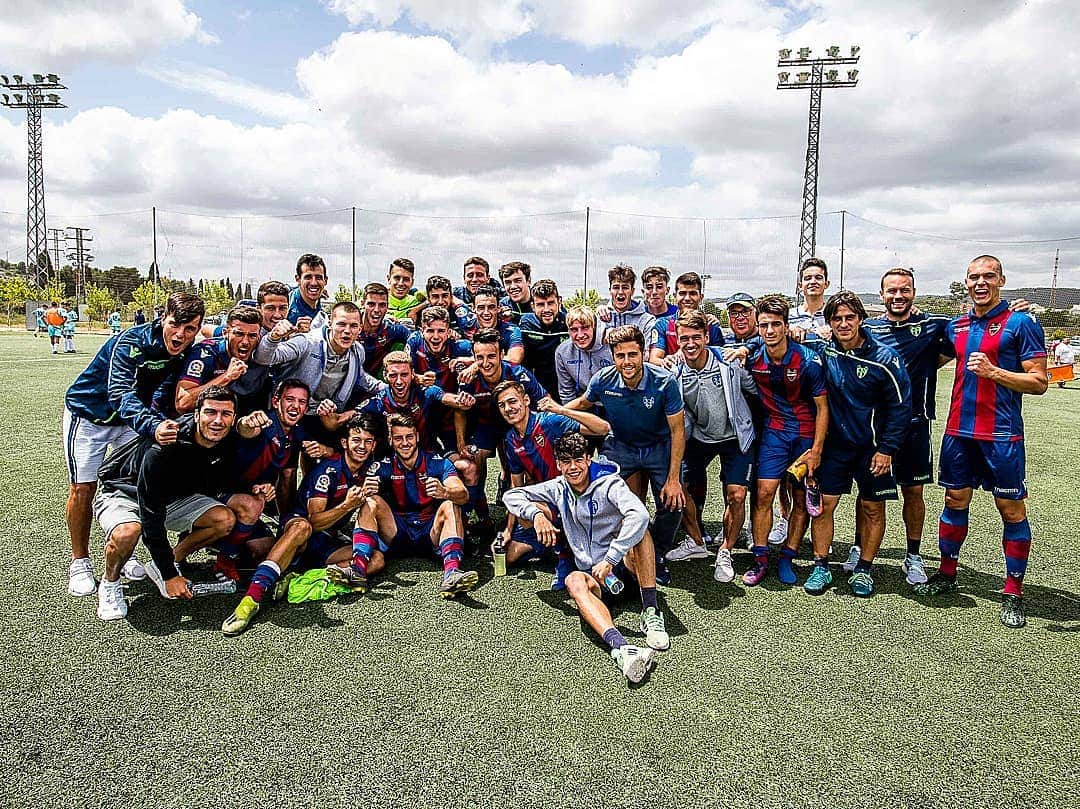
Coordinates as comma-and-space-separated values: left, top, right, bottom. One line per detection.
351, 206, 357, 295
1, 73, 67, 286
839, 209, 846, 291
583, 206, 590, 294
777, 47, 859, 295
239, 216, 244, 293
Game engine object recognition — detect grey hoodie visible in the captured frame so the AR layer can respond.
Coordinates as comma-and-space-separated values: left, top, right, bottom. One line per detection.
502, 459, 649, 570
555, 323, 614, 403
607, 298, 657, 338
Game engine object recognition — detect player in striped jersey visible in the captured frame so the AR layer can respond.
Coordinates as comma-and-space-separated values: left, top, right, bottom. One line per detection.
915, 256, 1047, 628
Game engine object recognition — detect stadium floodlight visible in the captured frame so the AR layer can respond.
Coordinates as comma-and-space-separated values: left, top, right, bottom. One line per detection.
851, 45, 860, 57
33, 73, 44, 83
848, 69, 859, 81
798, 47, 811, 59
779, 48, 792, 60
825, 69, 839, 82
779, 72, 790, 83
13, 93, 23, 103
826, 45, 840, 58
47, 73, 60, 83
12, 74, 22, 84
47, 93, 59, 103
797, 71, 811, 83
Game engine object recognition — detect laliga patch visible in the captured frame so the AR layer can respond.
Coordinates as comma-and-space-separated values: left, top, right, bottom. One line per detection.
368, 462, 381, 474
315, 474, 331, 493
187, 360, 205, 377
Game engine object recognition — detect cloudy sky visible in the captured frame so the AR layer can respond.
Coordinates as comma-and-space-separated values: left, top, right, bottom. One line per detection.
1, 0, 1077, 295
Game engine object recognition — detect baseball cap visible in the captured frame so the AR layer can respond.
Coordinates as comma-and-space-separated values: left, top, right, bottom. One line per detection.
726, 292, 755, 309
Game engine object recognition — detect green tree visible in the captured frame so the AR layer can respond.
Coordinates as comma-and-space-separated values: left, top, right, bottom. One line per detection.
131, 281, 169, 318
36, 278, 67, 304
564, 288, 603, 309
0, 276, 36, 323
334, 284, 359, 303
200, 281, 234, 316
102, 266, 143, 303
84, 284, 118, 325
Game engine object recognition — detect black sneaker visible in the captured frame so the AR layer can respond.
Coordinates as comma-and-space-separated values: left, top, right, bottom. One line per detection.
912, 572, 957, 597
1000, 594, 1026, 629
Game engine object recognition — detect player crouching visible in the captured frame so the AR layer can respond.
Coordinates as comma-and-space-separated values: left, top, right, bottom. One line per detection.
330, 413, 478, 599
502, 433, 670, 684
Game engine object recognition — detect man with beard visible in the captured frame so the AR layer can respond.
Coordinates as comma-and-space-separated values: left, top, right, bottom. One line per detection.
518, 279, 569, 400
333, 413, 476, 599
356, 282, 413, 377
858, 268, 955, 585
222, 413, 386, 636
63, 291, 205, 598
93, 387, 265, 620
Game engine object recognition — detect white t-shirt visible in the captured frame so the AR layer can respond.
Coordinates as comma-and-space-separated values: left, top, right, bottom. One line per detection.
1054, 341, 1077, 365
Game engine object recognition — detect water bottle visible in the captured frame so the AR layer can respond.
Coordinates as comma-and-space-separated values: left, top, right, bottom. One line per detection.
603, 572, 624, 595
190, 579, 238, 597
492, 533, 507, 577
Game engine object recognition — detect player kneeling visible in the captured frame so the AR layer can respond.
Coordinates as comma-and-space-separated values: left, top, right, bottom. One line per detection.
502, 433, 670, 684
329, 413, 477, 599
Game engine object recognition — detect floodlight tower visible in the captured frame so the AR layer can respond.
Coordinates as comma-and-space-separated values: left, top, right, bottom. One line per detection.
777, 46, 859, 291
1, 73, 67, 286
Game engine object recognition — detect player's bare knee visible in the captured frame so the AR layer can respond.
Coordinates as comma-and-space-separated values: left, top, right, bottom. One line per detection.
206, 506, 236, 536
107, 523, 141, 556
726, 487, 747, 508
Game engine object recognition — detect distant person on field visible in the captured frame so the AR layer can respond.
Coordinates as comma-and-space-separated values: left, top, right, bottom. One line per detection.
108, 309, 123, 336
1053, 337, 1076, 387
61, 301, 78, 353
34, 304, 46, 337
45, 301, 64, 354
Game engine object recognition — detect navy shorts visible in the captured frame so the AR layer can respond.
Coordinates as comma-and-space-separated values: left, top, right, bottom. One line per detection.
507, 523, 549, 562
893, 420, 934, 488
684, 436, 753, 489
471, 422, 503, 452
602, 436, 673, 493
300, 413, 342, 448
757, 432, 813, 481
816, 441, 898, 502
385, 514, 437, 557
299, 528, 350, 568
938, 435, 1027, 500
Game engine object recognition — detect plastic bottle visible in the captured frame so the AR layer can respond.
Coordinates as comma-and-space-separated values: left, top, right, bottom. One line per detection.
189, 580, 238, 597
603, 572, 624, 595
492, 533, 507, 577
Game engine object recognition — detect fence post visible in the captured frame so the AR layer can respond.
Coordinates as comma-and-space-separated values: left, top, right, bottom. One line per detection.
152, 205, 158, 310
839, 209, 846, 291
239, 215, 244, 292
583, 206, 590, 294
351, 206, 357, 295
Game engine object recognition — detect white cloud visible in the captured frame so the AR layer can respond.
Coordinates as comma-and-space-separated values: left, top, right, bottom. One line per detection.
139, 62, 311, 121
0, 1, 215, 69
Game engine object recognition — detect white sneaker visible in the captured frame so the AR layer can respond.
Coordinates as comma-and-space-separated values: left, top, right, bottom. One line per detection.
767, 517, 788, 545
842, 545, 862, 573
96, 579, 128, 621
143, 559, 174, 599
612, 645, 656, 684
664, 537, 709, 562
713, 548, 735, 583
640, 607, 671, 650
67, 557, 97, 596
903, 553, 929, 585
121, 557, 147, 581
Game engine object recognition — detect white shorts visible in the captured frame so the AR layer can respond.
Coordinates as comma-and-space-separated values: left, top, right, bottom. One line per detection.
93, 489, 223, 541
62, 408, 137, 485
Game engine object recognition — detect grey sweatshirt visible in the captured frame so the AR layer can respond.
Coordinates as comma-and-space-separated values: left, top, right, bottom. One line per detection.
607, 299, 657, 338
253, 326, 385, 411
555, 324, 614, 403
502, 459, 649, 570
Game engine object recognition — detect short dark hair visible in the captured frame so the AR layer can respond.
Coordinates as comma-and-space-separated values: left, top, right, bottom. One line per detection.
801, 257, 828, 281
755, 295, 790, 324
641, 266, 669, 285
608, 264, 635, 286
257, 281, 290, 303
880, 268, 915, 290
420, 305, 449, 327
196, 385, 237, 411
824, 290, 867, 323
499, 261, 531, 282
675, 271, 702, 291
364, 282, 389, 298
346, 412, 384, 439
274, 377, 311, 399
554, 432, 590, 461
331, 301, 360, 318
164, 291, 205, 325
390, 258, 415, 275
426, 275, 452, 294
296, 253, 326, 278
531, 279, 559, 300
463, 256, 490, 272
472, 286, 499, 302
605, 324, 645, 352
675, 309, 708, 332
473, 328, 502, 350
969, 255, 1003, 275
226, 305, 261, 326
387, 412, 418, 433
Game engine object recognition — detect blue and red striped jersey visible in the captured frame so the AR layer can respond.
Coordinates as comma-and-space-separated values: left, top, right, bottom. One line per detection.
359, 319, 412, 375
359, 382, 445, 450
945, 301, 1045, 441
650, 315, 725, 355
460, 361, 547, 431
746, 341, 826, 438
233, 410, 303, 488
405, 332, 472, 392
294, 456, 373, 531
504, 411, 580, 483
372, 450, 458, 522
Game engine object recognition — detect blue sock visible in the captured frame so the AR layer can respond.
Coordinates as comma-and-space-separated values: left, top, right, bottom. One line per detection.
906, 538, 921, 556
640, 586, 657, 610
854, 559, 872, 574
245, 561, 281, 604
603, 627, 627, 650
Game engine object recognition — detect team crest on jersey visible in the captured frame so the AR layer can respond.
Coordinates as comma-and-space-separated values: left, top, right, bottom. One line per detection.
786, 368, 798, 382
642, 396, 655, 409
856, 365, 868, 378
187, 360, 205, 377
910, 325, 922, 337
988, 323, 1002, 336
534, 434, 546, 447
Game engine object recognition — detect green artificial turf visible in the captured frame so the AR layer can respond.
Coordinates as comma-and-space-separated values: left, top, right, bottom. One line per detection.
1, 330, 1077, 809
